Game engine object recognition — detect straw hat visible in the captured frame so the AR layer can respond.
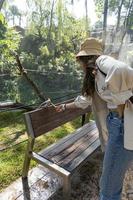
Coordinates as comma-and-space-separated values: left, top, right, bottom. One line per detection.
76, 37, 103, 57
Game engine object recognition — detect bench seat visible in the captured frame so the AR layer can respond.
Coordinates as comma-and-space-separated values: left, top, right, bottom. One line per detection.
34, 121, 100, 173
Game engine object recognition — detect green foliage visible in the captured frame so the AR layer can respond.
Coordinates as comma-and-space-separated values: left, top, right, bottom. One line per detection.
0, 13, 7, 39
94, 0, 104, 19
39, 45, 50, 56
0, 14, 21, 70
0, 1, 89, 104
108, 0, 119, 12
16, 1, 87, 103
0, 13, 21, 101
94, 0, 133, 29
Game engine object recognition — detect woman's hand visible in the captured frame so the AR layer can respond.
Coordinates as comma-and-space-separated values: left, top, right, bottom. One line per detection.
55, 104, 66, 112
55, 102, 76, 112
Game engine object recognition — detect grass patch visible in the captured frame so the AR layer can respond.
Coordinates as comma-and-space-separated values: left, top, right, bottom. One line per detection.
0, 111, 91, 192
0, 111, 26, 151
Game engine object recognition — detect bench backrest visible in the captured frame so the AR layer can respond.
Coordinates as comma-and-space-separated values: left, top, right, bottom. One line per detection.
24, 99, 91, 138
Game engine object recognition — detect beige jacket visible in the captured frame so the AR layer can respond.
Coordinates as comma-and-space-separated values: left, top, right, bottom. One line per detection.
74, 55, 133, 151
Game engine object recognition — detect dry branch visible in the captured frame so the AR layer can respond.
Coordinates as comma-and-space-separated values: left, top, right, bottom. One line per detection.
15, 54, 47, 101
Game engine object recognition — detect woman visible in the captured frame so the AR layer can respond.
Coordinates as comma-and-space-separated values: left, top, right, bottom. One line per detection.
56, 37, 133, 200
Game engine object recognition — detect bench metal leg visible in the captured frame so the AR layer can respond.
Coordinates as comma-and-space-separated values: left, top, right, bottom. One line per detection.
63, 176, 71, 200
22, 138, 35, 178
22, 176, 31, 199
22, 153, 31, 178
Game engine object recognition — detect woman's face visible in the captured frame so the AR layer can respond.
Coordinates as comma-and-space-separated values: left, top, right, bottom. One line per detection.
78, 60, 88, 72
78, 57, 97, 75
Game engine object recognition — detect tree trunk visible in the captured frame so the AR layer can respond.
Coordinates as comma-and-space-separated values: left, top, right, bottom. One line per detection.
117, 28, 127, 57
85, 0, 89, 37
57, 0, 63, 39
13, 16, 15, 26
124, 0, 133, 28
116, 0, 125, 32
19, 14, 22, 26
48, 0, 55, 40
102, 0, 108, 43
0, 0, 5, 10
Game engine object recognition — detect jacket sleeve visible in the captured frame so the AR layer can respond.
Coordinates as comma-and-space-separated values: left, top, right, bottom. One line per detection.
74, 95, 92, 109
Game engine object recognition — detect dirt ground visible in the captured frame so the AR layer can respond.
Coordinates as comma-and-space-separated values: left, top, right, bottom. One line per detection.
51, 149, 133, 200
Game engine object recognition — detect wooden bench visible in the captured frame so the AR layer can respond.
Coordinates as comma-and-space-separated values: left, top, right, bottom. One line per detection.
22, 99, 100, 200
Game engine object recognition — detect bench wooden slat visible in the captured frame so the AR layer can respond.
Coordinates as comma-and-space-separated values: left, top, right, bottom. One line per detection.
42, 122, 96, 159
38, 122, 99, 173
65, 139, 100, 172
41, 121, 96, 156
48, 129, 98, 163
58, 131, 98, 168
25, 101, 91, 137
30, 108, 91, 137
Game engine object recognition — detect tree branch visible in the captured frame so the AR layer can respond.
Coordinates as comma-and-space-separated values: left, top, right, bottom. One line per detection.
0, 0, 5, 11
15, 54, 47, 101
0, 101, 34, 111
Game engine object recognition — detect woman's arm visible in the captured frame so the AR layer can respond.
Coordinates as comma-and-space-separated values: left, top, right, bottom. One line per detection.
55, 102, 76, 112
56, 95, 92, 112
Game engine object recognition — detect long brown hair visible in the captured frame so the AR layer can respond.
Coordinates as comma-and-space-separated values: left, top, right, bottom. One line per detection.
77, 55, 98, 97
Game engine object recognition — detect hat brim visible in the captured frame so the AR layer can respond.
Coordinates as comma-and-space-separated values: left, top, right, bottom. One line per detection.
76, 50, 103, 57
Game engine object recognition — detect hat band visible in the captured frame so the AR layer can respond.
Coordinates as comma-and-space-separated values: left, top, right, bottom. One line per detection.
81, 47, 103, 51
